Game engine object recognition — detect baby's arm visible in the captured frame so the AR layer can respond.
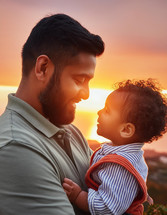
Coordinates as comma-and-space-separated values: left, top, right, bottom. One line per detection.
63, 178, 89, 212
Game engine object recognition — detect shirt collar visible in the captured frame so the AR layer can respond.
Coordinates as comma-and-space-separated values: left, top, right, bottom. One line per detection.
100, 142, 144, 155
7, 93, 67, 138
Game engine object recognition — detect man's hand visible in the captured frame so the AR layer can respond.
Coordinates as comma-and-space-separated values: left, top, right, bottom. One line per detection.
63, 178, 82, 203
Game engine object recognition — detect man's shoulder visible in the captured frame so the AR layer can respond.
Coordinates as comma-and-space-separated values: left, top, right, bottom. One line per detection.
0, 108, 41, 150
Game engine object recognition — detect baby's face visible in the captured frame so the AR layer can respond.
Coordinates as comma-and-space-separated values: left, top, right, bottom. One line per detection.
97, 91, 123, 141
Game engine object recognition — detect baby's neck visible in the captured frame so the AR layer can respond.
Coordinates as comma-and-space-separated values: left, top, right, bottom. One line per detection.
111, 139, 137, 147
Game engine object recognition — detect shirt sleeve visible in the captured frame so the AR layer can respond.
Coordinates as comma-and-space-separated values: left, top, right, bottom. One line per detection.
0, 141, 75, 215
88, 162, 140, 215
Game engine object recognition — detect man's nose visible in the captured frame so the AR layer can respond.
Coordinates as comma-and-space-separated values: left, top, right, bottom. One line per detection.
79, 85, 89, 100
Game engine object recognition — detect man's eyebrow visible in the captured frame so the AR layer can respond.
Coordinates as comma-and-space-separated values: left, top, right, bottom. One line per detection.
75, 73, 94, 79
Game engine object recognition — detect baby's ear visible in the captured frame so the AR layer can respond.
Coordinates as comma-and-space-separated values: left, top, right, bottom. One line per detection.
119, 123, 135, 138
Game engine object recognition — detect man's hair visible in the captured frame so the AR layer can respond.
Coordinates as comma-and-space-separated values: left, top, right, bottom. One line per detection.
114, 79, 167, 143
22, 13, 104, 76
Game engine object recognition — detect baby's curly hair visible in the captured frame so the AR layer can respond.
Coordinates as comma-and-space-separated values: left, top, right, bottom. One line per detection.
114, 79, 167, 143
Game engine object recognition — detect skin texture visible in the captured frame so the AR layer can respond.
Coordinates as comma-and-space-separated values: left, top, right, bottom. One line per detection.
97, 92, 123, 143
97, 91, 136, 146
16, 52, 96, 126
39, 53, 96, 125
63, 178, 89, 212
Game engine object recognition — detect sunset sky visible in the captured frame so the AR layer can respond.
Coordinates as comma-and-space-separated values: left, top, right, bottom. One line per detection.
0, 0, 167, 152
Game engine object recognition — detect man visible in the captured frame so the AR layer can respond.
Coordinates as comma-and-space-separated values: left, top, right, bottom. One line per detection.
0, 14, 104, 215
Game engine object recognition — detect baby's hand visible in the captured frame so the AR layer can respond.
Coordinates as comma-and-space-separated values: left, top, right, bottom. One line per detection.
147, 194, 154, 205
62, 178, 82, 203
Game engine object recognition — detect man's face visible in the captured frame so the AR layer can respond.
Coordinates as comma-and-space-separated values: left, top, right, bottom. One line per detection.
39, 52, 96, 125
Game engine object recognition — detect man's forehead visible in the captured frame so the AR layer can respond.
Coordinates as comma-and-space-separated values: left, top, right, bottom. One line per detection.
66, 53, 96, 78
69, 52, 96, 66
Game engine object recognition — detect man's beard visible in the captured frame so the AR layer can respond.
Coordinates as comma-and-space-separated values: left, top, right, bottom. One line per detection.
39, 72, 75, 126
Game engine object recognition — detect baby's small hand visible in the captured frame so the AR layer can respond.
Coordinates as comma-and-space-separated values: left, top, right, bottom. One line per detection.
63, 178, 82, 203
147, 194, 154, 205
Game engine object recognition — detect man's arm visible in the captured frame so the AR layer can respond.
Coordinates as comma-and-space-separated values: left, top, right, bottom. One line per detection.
0, 141, 75, 215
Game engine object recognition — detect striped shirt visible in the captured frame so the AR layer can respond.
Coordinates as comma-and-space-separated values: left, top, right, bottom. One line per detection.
88, 142, 148, 215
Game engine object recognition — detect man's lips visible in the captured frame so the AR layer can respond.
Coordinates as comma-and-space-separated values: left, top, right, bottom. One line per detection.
70, 99, 82, 109
75, 99, 82, 103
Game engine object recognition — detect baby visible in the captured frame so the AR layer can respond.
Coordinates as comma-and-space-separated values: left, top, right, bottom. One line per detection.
63, 79, 167, 215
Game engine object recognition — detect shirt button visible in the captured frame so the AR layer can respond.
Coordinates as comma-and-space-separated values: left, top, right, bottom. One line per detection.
57, 134, 62, 139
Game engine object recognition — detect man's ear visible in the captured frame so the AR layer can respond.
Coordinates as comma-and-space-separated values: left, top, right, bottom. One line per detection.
34, 55, 54, 82
119, 123, 135, 138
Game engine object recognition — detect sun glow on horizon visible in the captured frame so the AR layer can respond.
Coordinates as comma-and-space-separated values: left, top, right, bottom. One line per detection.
162, 90, 167, 95
77, 88, 112, 112
0, 86, 18, 114
0, 85, 18, 92
88, 120, 109, 143
1, 85, 167, 144
76, 88, 112, 142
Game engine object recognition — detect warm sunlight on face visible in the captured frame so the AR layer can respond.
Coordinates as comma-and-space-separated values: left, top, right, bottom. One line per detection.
77, 88, 167, 143
77, 88, 112, 112
76, 88, 112, 142
1, 86, 167, 144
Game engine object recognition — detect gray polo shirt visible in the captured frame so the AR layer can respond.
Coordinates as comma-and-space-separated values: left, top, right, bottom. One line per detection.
0, 94, 92, 215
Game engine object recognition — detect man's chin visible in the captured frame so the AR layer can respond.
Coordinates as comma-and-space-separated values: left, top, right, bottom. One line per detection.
52, 114, 75, 126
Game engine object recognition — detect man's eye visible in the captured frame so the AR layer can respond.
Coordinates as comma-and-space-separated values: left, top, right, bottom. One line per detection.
75, 77, 85, 84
